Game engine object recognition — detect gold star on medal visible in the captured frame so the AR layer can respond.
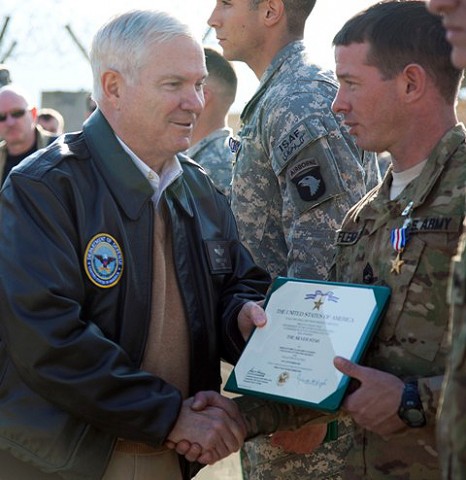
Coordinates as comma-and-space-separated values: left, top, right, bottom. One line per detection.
391, 253, 404, 275
313, 298, 324, 310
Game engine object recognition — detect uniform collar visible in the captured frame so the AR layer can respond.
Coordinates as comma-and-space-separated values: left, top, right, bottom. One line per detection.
241, 41, 305, 122
186, 127, 232, 158
351, 124, 466, 226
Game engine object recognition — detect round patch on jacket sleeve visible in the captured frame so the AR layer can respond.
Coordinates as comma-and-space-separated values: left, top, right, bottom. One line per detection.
84, 234, 124, 288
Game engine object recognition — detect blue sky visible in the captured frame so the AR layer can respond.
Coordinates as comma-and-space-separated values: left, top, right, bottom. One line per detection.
0, 0, 379, 111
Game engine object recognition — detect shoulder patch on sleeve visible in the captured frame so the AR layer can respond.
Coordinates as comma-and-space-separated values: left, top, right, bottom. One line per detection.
275, 122, 314, 165
289, 161, 326, 201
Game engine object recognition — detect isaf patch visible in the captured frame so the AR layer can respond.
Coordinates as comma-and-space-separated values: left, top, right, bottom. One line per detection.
277, 122, 312, 164
84, 233, 124, 288
289, 160, 326, 202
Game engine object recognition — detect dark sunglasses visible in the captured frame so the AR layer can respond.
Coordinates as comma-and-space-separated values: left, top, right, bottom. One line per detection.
0, 109, 28, 122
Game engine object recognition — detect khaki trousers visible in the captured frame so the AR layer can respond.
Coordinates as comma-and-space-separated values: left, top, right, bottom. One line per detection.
102, 448, 183, 480
0, 446, 182, 480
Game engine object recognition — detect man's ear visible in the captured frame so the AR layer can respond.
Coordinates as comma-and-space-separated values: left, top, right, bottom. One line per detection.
400, 63, 427, 103
101, 70, 123, 109
263, 0, 285, 27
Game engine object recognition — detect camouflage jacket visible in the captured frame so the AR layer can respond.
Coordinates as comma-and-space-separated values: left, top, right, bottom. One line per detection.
438, 215, 466, 480
186, 127, 233, 198
231, 40, 380, 281
330, 124, 466, 479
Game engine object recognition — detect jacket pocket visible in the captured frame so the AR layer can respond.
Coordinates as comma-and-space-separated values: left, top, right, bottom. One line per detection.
0, 353, 88, 473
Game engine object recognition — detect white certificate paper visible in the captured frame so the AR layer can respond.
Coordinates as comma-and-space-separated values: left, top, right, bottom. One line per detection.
225, 278, 390, 412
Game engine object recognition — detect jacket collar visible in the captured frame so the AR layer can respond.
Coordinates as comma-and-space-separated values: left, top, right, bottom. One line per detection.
83, 110, 153, 220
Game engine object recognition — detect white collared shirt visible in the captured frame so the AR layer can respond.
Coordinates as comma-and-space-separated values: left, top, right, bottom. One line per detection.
116, 136, 183, 206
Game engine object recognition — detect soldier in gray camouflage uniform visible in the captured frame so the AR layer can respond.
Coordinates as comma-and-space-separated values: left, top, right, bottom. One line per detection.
426, 1, 466, 478
187, 47, 237, 198
208, 0, 380, 478
328, 2, 465, 478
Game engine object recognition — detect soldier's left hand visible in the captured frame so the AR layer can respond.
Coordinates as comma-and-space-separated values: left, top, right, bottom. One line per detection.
237, 301, 267, 341
333, 356, 407, 437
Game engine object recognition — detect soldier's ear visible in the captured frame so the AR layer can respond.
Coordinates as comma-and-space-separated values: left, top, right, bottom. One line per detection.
263, 0, 284, 27
399, 63, 426, 104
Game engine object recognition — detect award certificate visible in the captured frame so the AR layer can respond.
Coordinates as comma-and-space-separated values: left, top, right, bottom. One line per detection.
225, 277, 390, 412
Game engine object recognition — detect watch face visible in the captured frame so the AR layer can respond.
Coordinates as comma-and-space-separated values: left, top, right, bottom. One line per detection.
405, 409, 425, 424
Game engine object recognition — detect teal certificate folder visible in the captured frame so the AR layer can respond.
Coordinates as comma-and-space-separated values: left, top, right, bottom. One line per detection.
225, 277, 391, 413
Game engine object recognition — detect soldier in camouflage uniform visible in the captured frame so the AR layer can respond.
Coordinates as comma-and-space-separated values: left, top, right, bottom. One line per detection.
436, 220, 466, 480
426, 1, 466, 478
207, 0, 380, 478
328, 2, 465, 478
187, 47, 237, 198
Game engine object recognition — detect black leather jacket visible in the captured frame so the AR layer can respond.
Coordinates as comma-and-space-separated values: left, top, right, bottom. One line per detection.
0, 111, 270, 480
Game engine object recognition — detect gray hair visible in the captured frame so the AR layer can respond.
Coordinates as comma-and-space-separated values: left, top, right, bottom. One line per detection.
90, 10, 197, 103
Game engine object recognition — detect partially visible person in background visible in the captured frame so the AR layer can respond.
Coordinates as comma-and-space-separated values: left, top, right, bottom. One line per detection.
187, 47, 237, 197
37, 107, 65, 135
85, 92, 97, 120
425, 1, 466, 478
0, 84, 56, 185
0, 64, 12, 87
0, 65, 12, 141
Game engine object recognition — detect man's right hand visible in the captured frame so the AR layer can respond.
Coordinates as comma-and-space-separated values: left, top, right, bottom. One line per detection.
166, 392, 246, 464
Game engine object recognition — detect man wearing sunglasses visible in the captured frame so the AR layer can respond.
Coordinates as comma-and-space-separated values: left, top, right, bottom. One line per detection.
0, 84, 56, 185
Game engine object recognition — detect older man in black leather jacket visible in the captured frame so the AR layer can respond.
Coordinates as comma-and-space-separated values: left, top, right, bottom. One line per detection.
0, 10, 270, 480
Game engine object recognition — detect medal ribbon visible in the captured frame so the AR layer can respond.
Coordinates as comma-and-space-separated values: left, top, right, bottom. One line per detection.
390, 226, 408, 253
390, 200, 414, 253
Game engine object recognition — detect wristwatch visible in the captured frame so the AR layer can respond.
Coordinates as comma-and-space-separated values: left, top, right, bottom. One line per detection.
397, 381, 426, 428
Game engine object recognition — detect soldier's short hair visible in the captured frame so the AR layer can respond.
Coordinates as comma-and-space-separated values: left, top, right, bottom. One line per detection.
333, 0, 462, 105
204, 47, 237, 106
249, 0, 317, 36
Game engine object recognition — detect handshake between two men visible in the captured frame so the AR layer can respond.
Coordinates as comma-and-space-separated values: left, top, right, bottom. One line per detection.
165, 301, 330, 465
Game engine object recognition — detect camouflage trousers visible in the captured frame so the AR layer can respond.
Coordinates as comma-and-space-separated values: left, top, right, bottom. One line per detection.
241, 416, 353, 480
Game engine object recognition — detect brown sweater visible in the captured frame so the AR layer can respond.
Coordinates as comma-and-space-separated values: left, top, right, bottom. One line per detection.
116, 205, 189, 456
141, 204, 190, 398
